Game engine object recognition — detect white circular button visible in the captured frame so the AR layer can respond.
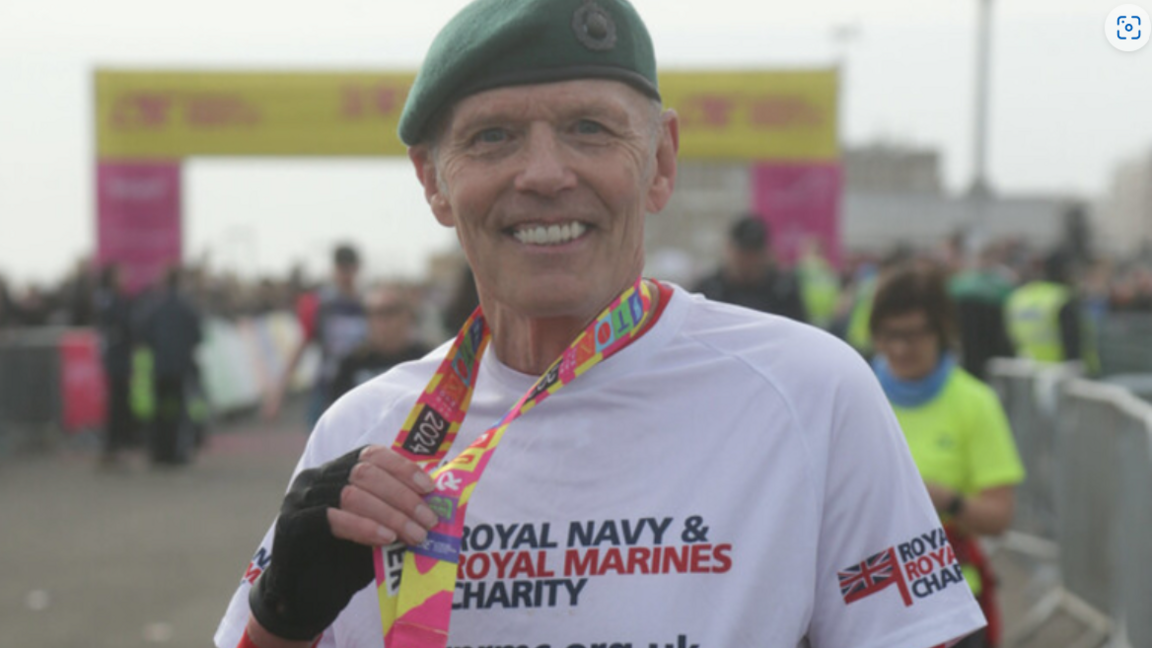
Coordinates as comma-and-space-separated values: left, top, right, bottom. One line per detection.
1107, 4, 1150, 51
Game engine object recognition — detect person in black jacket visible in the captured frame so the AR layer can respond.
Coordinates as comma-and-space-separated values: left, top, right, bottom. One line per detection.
693, 214, 809, 323
94, 265, 136, 467
139, 267, 203, 466
949, 246, 1017, 381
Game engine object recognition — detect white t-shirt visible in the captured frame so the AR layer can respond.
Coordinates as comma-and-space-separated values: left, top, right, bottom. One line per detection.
216, 285, 985, 648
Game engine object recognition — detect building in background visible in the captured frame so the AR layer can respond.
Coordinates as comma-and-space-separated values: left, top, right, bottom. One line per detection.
843, 144, 942, 195
645, 161, 750, 285
645, 144, 1072, 284
1098, 151, 1152, 258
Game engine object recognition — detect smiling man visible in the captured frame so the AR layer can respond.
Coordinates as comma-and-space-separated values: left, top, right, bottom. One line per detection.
215, 2, 986, 647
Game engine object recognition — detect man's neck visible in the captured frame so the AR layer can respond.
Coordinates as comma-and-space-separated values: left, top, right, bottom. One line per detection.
489, 313, 588, 375
484, 280, 660, 376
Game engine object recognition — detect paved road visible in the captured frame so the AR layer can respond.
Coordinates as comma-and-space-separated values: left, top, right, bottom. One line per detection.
0, 408, 307, 648
0, 402, 1088, 648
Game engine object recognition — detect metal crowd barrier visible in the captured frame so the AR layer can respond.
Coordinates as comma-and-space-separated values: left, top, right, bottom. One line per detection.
990, 360, 1064, 542
0, 315, 319, 456
1097, 313, 1152, 377
988, 358, 1152, 648
0, 328, 69, 449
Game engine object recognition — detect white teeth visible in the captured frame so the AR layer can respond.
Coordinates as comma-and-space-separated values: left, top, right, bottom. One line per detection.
513, 221, 588, 246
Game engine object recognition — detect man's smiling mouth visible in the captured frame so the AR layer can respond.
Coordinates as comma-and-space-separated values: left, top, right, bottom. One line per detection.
510, 221, 589, 246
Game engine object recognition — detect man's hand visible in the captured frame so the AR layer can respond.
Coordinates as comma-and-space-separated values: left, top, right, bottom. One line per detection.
327, 445, 440, 545
248, 445, 438, 642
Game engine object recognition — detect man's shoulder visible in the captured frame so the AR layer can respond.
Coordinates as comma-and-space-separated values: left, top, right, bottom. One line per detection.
679, 289, 846, 348
673, 289, 871, 392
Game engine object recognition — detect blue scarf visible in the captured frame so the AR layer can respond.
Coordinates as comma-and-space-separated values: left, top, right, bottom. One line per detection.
872, 352, 956, 408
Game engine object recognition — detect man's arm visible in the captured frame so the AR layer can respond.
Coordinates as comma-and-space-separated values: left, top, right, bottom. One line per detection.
804, 339, 986, 648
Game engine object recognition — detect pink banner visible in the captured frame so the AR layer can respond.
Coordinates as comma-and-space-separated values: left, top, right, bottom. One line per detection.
750, 162, 842, 269
59, 330, 107, 434
97, 160, 182, 293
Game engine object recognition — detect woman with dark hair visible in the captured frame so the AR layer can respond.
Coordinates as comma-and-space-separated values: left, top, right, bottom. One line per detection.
870, 261, 1024, 648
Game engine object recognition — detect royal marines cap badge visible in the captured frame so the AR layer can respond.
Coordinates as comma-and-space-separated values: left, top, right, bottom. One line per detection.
572, 0, 617, 51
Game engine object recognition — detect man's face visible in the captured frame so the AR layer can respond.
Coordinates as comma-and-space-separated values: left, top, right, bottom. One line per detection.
411, 79, 678, 321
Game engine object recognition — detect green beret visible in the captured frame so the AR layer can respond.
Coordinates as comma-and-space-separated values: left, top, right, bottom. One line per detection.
398, 0, 660, 146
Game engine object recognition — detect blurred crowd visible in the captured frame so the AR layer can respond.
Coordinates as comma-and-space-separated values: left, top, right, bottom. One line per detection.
0, 260, 319, 329
1, 221, 1150, 470
2, 232, 1151, 336
0, 244, 481, 468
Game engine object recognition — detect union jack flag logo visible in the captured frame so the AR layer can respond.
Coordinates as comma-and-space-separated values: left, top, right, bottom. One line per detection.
838, 547, 912, 607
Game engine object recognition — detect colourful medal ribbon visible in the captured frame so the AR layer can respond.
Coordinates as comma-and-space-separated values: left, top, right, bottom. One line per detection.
374, 278, 655, 647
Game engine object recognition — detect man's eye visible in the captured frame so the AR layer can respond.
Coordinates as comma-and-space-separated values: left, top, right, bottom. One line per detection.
475, 128, 507, 144
575, 120, 604, 135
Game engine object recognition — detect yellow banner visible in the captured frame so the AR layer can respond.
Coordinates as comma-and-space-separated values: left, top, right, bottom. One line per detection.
659, 70, 838, 161
95, 70, 415, 158
95, 69, 836, 161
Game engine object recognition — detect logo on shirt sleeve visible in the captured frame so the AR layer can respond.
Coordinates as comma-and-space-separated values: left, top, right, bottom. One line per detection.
837, 527, 964, 607
242, 547, 272, 585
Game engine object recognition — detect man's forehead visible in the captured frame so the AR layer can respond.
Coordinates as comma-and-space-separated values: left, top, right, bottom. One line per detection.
443, 79, 648, 129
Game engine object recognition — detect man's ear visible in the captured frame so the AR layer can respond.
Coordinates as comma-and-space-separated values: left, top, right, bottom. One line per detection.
645, 109, 679, 214
409, 146, 454, 227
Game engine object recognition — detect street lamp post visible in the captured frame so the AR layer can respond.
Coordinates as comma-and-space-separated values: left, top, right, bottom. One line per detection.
831, 21, 862, 150
971, 0, 994, 198
966, 0, 995, 260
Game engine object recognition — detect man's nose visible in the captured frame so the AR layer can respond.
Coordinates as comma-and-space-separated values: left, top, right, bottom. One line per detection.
514, 125, 577, 197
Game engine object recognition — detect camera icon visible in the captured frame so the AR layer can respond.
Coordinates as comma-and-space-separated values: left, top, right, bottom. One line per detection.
1108, 4, 1150, 51
1117, 15, 1142, 39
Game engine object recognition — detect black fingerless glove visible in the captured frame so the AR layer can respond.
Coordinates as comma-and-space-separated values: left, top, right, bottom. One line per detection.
249, 445, 374, 641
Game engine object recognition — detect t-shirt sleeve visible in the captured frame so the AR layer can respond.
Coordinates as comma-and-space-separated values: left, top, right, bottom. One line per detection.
806, 351, 986, 648
213, 522, 275, 648
213, 413, 358, 648
966, 384, 1026, 492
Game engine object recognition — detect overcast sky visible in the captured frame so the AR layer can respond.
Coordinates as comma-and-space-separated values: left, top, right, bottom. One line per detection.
1, 0, 1149, 286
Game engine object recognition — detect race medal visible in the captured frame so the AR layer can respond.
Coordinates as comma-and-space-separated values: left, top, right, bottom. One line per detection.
374, 278, 655, 647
